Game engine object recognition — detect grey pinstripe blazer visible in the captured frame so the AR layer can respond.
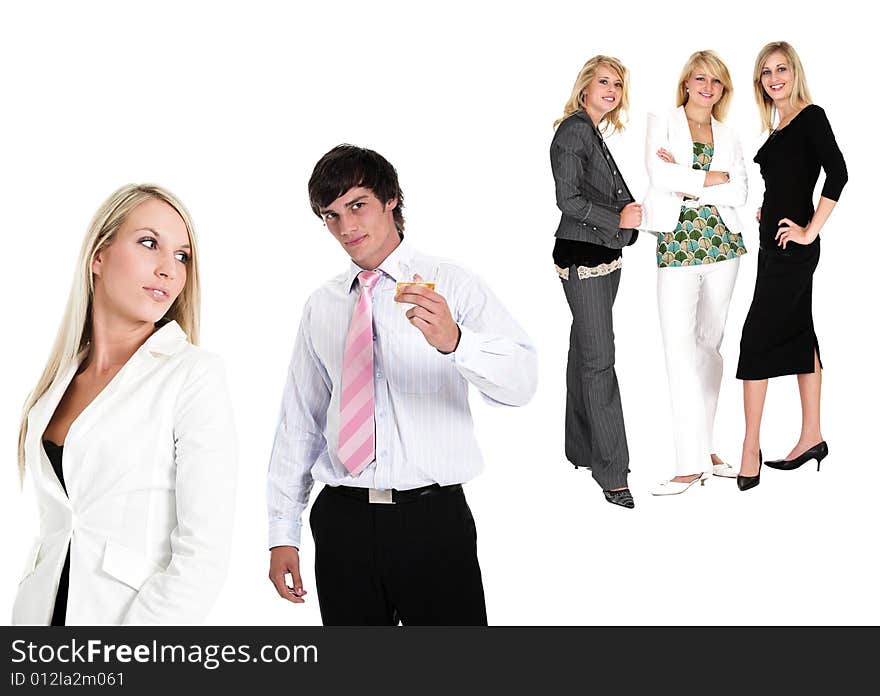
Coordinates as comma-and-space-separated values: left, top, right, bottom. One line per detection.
550, 110, 638, 249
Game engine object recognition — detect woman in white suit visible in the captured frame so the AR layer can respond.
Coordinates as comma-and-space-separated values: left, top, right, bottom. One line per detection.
642, 50, 749, 495
13, 184, 236, 624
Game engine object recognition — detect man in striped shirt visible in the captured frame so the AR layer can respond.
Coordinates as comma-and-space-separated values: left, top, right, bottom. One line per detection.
267, 145, 537, 625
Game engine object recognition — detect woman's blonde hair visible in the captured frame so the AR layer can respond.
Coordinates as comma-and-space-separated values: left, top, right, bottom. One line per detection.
16, 184, 201, 479
554, 55, 630, 133
676, 50, 734, 122
753, 41, 813, 132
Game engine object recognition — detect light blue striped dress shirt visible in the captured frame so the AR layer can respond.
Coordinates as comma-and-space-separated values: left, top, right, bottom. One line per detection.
266, 240, 538, 548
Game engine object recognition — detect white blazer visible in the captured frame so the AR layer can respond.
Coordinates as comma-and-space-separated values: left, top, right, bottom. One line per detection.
642, 106, 748, 235
12, 321, 236, 625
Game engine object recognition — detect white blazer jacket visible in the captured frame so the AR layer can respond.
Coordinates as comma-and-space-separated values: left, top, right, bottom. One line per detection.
12, 321, 236, 625
642, 106, 748, 235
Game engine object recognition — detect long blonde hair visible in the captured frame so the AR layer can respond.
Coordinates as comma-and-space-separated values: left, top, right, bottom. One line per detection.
554, 55, 630, 133
16, 184, 201, 479
753, 41, 813, 132
676, 50, 734, 122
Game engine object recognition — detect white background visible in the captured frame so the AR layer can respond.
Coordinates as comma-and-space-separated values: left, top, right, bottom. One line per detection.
1, 0, 876, 625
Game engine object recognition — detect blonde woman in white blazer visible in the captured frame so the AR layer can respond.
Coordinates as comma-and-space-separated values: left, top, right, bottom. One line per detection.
642, 51, 748, 495
13, 185, 236, 625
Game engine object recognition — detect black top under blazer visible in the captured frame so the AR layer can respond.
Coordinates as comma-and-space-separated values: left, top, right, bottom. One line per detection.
550, 110, 638, 249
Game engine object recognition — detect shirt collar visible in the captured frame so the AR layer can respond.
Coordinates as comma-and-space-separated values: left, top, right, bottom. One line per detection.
345, 238, 415, 292
142, 320, 189, 356
72, 320, 188, 378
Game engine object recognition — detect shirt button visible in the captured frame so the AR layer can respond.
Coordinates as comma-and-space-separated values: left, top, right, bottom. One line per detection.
592, 226, 598, 231
617, 189, 623, 194
372, 334, 377, 341
376, 371, 382, 379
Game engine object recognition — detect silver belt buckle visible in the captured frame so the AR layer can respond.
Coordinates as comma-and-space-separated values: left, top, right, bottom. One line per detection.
368, 488, 394, 504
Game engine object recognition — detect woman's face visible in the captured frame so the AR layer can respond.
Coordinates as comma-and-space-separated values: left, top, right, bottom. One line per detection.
684, 65, 724, 109
582, 66, 623, 119
760, 51, 793, 103
91, 197, 190, 326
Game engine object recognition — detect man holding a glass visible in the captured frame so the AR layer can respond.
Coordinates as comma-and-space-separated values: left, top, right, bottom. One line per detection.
266, 144, 538, 626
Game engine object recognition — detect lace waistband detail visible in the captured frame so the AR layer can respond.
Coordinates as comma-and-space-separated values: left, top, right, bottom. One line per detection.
555, 258, 622, 280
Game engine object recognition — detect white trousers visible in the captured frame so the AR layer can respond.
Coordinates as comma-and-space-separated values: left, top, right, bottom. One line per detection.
657, 257, 740, 475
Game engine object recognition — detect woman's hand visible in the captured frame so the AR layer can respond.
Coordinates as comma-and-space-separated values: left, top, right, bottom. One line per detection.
620, 202, 643, 229
776, 217, 817, 249
656, 148, 675, 163
704, 171, 729, 186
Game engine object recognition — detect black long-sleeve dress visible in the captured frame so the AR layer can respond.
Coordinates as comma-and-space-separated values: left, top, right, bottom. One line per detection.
736, 104, 848, 380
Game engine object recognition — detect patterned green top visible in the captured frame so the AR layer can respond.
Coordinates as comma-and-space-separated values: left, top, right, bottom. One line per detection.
656, 142, 747, 267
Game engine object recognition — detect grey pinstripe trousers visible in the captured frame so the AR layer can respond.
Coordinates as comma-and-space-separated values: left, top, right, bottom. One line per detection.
560, 267, 630, 490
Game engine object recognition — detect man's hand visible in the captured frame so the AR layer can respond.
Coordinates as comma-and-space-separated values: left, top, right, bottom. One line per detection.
269, 546, 307, 603
394, 274, 460, 353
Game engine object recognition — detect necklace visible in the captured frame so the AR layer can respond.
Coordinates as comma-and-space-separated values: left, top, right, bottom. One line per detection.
686, 114, 711, 129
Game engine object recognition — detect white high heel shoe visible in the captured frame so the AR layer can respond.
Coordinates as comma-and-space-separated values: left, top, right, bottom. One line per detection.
712, 460, 737, 478
650, 471, 710, 496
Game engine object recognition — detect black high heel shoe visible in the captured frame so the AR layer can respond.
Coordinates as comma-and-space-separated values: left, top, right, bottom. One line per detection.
603, 489, 634, 508
737, 450, 762, 492
764, 441, 829, 471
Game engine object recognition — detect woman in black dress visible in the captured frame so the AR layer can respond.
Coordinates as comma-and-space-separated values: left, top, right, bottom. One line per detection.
736, 42, 847, 490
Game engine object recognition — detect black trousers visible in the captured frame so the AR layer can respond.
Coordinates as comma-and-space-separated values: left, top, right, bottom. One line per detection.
309, 484, 487, 626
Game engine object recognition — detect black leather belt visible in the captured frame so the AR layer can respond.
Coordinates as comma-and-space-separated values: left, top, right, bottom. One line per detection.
325, 483, 462, 505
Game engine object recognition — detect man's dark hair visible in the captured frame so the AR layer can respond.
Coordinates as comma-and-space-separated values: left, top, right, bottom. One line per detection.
308, 144, 405, 232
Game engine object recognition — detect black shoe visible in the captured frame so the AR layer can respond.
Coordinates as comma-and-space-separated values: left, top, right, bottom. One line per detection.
764, 441, 829, 471
603, 489, 634, 508
737, 449, 762, 491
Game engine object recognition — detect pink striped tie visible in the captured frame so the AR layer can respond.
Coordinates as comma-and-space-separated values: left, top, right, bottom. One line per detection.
338, 270, 381, 476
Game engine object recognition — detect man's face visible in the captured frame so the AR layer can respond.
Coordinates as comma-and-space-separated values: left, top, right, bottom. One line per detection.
319, 186, 400, 270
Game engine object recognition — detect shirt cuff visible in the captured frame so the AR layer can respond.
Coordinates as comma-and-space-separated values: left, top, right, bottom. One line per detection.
268, 518, 302, 550
446, 324, 478, 366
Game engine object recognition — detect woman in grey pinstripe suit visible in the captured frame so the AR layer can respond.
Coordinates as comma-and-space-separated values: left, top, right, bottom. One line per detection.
551, 55, 642, 508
